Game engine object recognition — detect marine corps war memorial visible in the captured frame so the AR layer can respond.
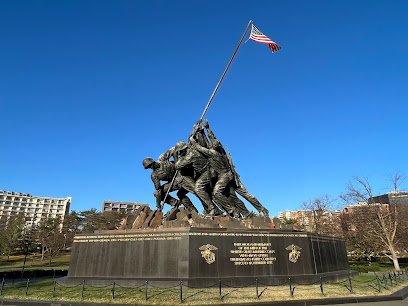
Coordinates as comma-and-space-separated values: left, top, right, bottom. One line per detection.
66, 20, 353, 289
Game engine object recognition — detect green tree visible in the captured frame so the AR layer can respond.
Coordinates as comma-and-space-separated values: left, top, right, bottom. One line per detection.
79, 209, 125, 233
61, 211, 82, 249
78, 208, 99, 233
99, 211, 126, 230
282, 217, 297, 225
0, 216, 25, 261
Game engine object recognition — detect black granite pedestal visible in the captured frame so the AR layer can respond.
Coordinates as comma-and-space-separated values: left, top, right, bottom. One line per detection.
67, 227, 352, 287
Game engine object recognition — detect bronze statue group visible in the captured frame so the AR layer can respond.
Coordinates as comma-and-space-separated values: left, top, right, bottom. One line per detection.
143, 120, 269, 218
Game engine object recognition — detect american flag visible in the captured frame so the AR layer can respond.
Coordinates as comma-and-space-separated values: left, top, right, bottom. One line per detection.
249, 24, 281, 53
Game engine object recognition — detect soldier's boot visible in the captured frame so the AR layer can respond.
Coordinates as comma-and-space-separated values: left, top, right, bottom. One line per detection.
228, 188, 249, 218
199, 196, 222, 216
245, 211, 255, 218
167, 197, 181, 208
235, 185, 268, 217
177, 189, 198, 213
195, 192, 222, 216
230, 208, 241, 219
207, 203, 223, 216
181, 197, 198, 213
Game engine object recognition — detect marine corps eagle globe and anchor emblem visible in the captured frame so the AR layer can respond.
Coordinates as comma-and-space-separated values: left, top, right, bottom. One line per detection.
199, 244, 218, 264
286, 244, 302, 263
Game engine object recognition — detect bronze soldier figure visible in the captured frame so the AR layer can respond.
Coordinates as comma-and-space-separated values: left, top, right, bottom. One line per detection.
203, 120, 269, 217
189, 124, 243, 218
142, 157, 197, 212
174, 136, 222, 216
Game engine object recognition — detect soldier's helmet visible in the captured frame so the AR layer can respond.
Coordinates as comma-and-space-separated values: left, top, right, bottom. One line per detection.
142, 157, 155, 169
175, 141, 188, 152
211, 139, 221, 149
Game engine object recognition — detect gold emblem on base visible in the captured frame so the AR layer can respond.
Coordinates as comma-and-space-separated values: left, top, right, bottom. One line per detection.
199, 244, 218, 264
286, 244, 302, 263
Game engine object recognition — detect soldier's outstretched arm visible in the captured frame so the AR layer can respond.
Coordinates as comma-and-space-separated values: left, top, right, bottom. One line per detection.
188, 124, 200, 145
175, 151, 194, 170
158, 147, 175, 161
197, 128, 210, 148
187, 123, 202, 145
151, 172, 164, 210
151, 172, 162, 190
189, 135, 214, 158
203, 120, 218, 144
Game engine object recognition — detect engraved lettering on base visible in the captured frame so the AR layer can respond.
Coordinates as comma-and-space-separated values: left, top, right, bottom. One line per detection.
286, 244, 302, 263
199, 244, 218, 264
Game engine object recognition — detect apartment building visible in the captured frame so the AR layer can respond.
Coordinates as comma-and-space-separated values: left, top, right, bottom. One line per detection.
278, 209, 314, 231
278, 208, 342, 233
0, 190, 71, 230
102, 201, 149, 214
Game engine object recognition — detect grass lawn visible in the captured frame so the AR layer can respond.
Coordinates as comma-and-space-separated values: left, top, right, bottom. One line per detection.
0, 274, 407, 305
0, 254, 70, 272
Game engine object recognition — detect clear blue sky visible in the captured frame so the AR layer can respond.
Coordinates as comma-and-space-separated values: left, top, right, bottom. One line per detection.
1, 1, 407, 216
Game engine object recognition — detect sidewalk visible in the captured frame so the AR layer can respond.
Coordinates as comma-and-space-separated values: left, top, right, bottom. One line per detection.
320, 284, 408, 306
325, 300, 408, 306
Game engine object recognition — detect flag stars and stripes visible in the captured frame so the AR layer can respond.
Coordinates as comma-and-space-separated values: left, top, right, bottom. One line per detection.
249, 24, 281, 53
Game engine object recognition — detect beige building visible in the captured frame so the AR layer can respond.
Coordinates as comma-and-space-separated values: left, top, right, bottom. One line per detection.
102, 201, 149, 214
0, 190, 71, 230
342, 201, 389, 232
278, 208, 342, 233
278, 209, 314, 231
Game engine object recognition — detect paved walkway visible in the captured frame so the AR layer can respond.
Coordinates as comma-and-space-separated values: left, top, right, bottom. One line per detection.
325, 300, 408, 306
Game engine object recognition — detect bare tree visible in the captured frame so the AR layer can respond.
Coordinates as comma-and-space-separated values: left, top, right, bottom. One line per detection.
45, 232, 65, 265
35, 217, 61, 261
302, 195, 340, 235
341, 206, 381, 262
340, 175, 405, 271
388, 173, 406, 192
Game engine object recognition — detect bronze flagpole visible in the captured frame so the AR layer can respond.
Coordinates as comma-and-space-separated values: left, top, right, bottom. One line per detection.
160, 20, 253, 210
198, 20, 253, 123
